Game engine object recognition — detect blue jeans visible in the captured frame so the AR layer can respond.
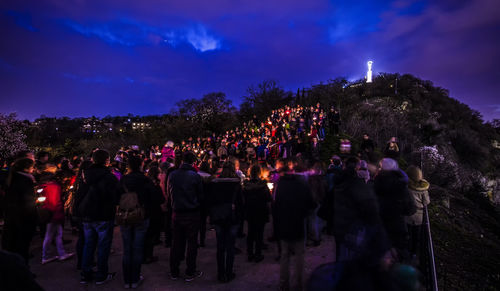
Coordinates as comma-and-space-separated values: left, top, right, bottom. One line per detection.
82, 221, 114, 281
120, 219, 149, 284
214, 224, 238, 277
307, 206, 323, 242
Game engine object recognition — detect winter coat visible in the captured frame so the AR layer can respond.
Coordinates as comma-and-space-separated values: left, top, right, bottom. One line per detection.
334, 169, 381, 242
242, 179, 271, 223
117, 172, 165, 219
273, 173, 315, 241
374, 170, 416, 250
406, 179, 430, 226
76, 164, 119, 222
40, 181, 65, 224
167, 163, 204, 212
333, 169, 389, 263
3, 172, 38, 229
206, 177, 243, 225
2, 172, 38, 253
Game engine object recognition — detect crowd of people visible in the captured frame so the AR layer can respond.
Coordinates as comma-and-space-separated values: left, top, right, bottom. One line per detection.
0, 103, 431, 290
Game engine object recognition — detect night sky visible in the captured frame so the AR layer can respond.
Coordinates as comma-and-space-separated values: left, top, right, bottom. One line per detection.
1, 0, 499, 121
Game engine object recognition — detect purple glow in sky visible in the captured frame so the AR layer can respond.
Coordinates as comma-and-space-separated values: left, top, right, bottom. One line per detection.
1, 0, 499, 120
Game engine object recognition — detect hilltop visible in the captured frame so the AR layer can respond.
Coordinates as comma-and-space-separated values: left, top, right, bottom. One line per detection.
1, 73, 499, 289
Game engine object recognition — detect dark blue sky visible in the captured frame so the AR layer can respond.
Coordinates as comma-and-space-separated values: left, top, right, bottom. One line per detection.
1, 0, 499, 121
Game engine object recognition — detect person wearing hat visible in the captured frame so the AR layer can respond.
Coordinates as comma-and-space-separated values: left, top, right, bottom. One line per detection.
405, 165, 430, 257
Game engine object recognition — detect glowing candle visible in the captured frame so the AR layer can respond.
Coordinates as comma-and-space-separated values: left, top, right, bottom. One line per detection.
267, 183, 274, 191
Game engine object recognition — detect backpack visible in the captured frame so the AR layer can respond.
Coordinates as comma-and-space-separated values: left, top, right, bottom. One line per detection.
115, 185, 145, 226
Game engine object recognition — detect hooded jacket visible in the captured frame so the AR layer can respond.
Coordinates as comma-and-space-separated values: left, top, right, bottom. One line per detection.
406, 179, 430, 226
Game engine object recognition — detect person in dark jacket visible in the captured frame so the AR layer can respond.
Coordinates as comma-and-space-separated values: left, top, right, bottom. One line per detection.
360, 134, 376, 162
307, 162, 326, 247
334, 157, 389, 263
243, 164, 271, 263
71, 160, 92, 270
2, 158, 37, 266
273, 160, 315, 291
319, 156, 342, 235
143, 165, 166, 264
374, 158, 416, 261
167, 151, 204, 281
207, 161, 243, 283
117, 156, 163, 288
77, 149, 119, 285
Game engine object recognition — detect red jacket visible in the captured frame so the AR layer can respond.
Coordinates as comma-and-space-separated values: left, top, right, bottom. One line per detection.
41, 181, 65, 223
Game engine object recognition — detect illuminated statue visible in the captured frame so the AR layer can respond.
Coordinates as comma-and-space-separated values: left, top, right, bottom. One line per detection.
366, 61, 373, 83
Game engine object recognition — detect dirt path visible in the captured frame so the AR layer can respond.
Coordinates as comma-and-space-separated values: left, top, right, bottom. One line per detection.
31, 223, 336, 291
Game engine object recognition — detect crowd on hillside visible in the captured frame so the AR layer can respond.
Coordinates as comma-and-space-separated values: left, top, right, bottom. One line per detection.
0, 103, 430, 291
